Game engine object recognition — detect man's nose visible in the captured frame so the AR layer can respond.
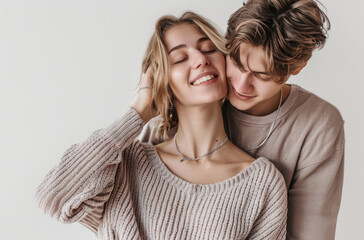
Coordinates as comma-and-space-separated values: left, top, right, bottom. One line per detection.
231, 71, 253, 93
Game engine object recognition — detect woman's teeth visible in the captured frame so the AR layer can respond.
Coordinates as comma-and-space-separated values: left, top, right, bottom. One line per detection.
192, 75, 215, 86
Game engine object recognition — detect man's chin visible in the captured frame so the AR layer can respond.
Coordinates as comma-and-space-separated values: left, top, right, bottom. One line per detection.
228, 97, 254, 112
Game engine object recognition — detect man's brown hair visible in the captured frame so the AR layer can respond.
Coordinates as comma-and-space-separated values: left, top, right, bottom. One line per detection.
226, 0, 330, 82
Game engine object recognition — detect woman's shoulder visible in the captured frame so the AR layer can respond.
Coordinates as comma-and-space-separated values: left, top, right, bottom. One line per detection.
245, 157, 287, 190
127, 139, 158, 157
120, 139, 159, 169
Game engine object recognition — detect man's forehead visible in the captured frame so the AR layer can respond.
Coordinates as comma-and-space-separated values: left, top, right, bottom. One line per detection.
239, 42, 268, 73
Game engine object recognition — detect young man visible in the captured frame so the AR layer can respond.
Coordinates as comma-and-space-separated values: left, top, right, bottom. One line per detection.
222, 1, 344, 239
140, 0, 344, 239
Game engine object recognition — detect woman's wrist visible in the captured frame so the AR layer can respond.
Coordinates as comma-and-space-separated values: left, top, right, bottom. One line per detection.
131, 101, 154, 123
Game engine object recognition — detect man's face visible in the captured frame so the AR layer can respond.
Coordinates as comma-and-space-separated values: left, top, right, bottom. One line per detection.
226, 42, 286, 116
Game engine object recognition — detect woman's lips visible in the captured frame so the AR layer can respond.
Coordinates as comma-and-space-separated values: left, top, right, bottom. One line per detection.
191, 72, 218, 85
191, 75, 218, 86
192, 74, 216, 86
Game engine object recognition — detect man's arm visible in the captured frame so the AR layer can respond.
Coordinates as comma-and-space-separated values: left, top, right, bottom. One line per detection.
138, 115, 177, 145
287, 126, 344, 240
138, 115, 165, 144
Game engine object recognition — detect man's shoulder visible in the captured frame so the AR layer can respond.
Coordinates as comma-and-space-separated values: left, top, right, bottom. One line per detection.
292, 85, 344, 126
138, 115, 164, 145
287, 85, 345, 167
223, 85, 345, 161
138, 116, 177, 145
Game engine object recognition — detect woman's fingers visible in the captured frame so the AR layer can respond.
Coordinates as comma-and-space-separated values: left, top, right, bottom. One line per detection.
133, 67, 158, 122
140, 67, 154, 89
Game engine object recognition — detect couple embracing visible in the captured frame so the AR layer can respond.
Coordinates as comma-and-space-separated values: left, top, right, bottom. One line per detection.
36, 1, 344, 239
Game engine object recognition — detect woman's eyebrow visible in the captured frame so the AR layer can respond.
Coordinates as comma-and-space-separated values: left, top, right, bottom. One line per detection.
168, 44, 186, 54
168, 37, 211, 54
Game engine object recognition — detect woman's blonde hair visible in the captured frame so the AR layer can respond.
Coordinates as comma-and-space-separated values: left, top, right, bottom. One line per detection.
141, 11, 226, 140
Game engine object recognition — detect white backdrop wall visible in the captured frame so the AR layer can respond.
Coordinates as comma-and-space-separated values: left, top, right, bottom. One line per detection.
1, 0, 363, 239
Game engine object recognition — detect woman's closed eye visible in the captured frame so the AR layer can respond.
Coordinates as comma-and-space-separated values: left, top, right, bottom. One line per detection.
171, 53, 188, 64
200, 39, 217, 54
171, 45, 216, 64
173, 49, 215, 64
174, 57, 188, 64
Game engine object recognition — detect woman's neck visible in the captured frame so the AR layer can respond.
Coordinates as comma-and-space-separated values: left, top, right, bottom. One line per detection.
174, 101, 227, 161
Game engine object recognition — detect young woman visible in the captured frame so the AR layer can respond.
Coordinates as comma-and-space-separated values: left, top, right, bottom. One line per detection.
36, 12, 287, 240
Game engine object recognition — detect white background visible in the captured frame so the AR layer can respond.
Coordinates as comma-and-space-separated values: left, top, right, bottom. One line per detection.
1, 0, 363, 239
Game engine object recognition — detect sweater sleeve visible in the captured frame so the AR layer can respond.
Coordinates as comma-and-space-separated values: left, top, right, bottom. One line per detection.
247, 168, 288, 240
287, 125, 345, 240
35, 108, 144, 232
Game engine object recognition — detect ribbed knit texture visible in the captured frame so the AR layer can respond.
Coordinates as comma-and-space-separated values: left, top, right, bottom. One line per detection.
36, 108, 287, 240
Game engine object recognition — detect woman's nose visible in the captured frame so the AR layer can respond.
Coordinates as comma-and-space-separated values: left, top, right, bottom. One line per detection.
192, 51, 210, 69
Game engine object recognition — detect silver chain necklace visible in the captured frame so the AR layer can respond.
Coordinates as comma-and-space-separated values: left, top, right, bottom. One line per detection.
174, 134, 229, 163
228, 88, 283, 151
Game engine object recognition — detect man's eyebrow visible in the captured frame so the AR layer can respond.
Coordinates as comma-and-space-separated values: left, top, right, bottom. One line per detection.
239, 62, 270, 77
241, 66, 269, 75
241, 62, 268, 75
197, 37, 210, 43
168, 37, 211, 54
253, 70, 269, 75
241, 51, 269, 75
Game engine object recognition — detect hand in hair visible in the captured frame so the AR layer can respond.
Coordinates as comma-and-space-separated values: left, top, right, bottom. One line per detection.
132, 67, 158, 123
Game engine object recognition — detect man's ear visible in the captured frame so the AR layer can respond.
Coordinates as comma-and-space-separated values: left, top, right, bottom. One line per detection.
292, 62, 308, 75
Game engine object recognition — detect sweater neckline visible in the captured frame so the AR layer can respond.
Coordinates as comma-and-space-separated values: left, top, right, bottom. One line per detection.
145, 145, 269, 193
226, 84, 300, 125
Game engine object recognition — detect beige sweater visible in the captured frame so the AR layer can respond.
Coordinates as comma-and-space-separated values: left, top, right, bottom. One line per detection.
140, 84, 345, 240
36, 108, 287, 240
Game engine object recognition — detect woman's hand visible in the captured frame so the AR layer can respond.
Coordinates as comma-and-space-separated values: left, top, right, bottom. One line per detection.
132, 67, 158, 123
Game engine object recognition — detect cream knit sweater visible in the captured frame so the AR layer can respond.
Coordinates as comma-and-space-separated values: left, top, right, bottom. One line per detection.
36, 108, 287, 240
